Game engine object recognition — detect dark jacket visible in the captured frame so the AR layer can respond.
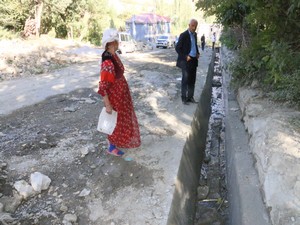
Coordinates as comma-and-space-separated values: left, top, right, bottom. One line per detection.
175, 29, 199, 68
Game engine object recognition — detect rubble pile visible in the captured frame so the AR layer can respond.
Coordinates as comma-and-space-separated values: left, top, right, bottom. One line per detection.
0, 36, 98, 81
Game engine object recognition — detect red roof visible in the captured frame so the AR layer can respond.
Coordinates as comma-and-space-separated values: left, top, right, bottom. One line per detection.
126, 13, 170, 24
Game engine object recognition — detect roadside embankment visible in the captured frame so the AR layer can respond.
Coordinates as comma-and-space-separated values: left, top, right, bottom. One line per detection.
222, 46, 300, 225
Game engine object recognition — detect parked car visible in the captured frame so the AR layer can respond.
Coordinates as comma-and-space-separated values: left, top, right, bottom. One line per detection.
118, 32, 135, 54
156, 35, 176, 49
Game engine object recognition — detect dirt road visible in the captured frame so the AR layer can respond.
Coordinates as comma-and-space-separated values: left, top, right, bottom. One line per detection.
0, 47, 212, 225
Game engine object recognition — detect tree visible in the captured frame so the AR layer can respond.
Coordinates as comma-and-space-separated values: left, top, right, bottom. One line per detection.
195, 0, 300, 105
0, 0, 35, 32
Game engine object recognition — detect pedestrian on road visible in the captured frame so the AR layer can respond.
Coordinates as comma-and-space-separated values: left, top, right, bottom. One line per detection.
97, 28, 141, 156
175, 19, 200, 105
211, 32, 216, 51
201, 34, 205, 51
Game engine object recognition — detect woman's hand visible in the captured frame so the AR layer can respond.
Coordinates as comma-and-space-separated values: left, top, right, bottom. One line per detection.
103, 95, 112, 114
105, 104, 113, 114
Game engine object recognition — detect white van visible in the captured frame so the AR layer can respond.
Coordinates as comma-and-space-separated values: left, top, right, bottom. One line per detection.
118, 32, 135, 54
156, 34, 176, 49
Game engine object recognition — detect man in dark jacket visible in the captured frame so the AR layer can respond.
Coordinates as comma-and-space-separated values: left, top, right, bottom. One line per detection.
175, 19, 200, 105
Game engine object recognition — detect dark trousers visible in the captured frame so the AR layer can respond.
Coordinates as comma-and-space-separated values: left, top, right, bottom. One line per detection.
201, 42, 205, 51
181, 58, 197, 102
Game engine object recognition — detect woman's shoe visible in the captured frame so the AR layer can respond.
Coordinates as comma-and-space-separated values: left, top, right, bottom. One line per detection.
107, 148, 124, 157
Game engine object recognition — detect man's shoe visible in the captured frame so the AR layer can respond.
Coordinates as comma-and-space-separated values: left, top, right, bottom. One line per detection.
188, 97, 198, 103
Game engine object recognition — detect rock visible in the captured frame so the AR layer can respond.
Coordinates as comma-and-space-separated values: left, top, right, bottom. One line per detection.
80, 147, 89, 157
0, 212, 15, 223
13, 180, 36, 199
62, 221, 72, 225
0, 191, 22, 213
79, 188, 91, 197
251, 79, 260, 88
80, 98, 96, 104
40, 57, 47, 64
60, 204, 68, 212
90, 165, 96, 169
85, 99, 96, 104
70, 97, 80, 101
63, 213, 77, 222
0, 162, 7, 169
30, 172, 51, 192
64, 106, 77, 112
212, 78, 222, 87
197, 185, 209, 200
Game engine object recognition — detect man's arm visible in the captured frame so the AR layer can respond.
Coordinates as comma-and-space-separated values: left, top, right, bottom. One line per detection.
175, 32, 189, 60
175, 33, 183, 55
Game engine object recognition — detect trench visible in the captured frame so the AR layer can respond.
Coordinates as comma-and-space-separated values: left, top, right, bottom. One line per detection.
167, 48, 229, 225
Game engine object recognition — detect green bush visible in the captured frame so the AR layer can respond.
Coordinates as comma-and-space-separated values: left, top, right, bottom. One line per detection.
196, 0, 300, 107
219, 27, 242, 50
230, 38, 300, 107
0, 28, 19, 39
273, 70, 300, 106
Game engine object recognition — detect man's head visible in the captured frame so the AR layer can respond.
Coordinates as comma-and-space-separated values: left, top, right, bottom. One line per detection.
188, 19, 198, 33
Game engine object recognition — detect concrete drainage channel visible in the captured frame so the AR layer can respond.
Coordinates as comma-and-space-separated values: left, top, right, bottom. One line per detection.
167, 48, 229, 225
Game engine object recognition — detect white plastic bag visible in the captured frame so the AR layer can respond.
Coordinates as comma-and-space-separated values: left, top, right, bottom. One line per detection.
97, 107, 118, 135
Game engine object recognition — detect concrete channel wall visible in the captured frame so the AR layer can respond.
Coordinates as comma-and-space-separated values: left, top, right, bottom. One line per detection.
167, 52, 215, 225
167, 47, 273, 225
221, 47, 272, 225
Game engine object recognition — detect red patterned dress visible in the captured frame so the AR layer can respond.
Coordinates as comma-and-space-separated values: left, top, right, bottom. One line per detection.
97, 52, 141, 148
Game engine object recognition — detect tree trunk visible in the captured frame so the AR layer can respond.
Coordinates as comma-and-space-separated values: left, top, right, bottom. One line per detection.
68, 26, 74, 39
35, 0, 44, 37
79, 11, 91, 41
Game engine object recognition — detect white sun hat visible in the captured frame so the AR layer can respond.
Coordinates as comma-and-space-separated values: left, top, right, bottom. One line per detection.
102, 28, 119, 48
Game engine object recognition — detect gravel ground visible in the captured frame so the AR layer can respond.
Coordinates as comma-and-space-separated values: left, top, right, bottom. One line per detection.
0, 38, 220, 224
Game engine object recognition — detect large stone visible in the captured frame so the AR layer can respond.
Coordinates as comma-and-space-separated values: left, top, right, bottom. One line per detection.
197, 185, 209, 200
63, 213, 77, 222
0, 192, 22, 213
30, 172, 51, 193
13, 180, 36, 199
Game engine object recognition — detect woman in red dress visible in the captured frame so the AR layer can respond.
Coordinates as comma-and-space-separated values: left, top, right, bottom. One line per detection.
98, 29, 141, 156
